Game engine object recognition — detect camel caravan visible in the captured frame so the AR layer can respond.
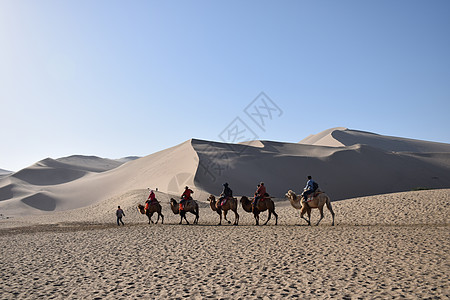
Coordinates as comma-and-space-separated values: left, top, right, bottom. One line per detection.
138, 177, 335, 226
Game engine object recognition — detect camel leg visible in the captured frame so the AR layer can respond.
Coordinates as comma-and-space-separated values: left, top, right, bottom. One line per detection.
326, 201, 335, 226
150, 212, 156, 224
273, 210, 278, 225
301, 216, 310, 225
148, 212, 154, 224
194, 211, 199, 224
233, 210, 239, 226
224, 210, 231, 224
179, 212, 186, 225
315, 207, 324, 226
161, 213, 164, 224
155, 212, 160, 224
218, 210, 222, 225
300, 208, 311, 226
254, 212, 259, 226
263, 211, 272, 225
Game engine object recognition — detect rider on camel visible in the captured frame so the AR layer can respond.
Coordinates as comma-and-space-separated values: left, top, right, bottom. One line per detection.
180, 186, 194, 210
218, 182, 233, 208
145, 189, 156, 211
253, 182, 266, 211
302, 175, 316, 203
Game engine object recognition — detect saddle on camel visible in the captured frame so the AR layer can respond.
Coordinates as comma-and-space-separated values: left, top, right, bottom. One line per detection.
303, 189, 323, 202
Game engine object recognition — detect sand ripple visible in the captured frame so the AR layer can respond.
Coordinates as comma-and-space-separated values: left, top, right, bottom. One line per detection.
0, 224, 448, 299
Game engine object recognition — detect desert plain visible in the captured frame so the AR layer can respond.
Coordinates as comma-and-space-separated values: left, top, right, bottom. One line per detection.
1, 188, 449, 299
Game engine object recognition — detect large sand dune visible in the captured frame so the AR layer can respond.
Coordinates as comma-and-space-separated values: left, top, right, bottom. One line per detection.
0, 128, 449, 217
300, 127, 450, 152
0, 140, 197, 216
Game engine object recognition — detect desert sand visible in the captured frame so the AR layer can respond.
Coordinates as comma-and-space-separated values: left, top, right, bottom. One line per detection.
1, 188, 449, 299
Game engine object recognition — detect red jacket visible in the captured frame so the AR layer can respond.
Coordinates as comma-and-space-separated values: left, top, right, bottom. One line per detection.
256, 185, 266, 197
181, 189, 193, 200
147, 191, 156, 201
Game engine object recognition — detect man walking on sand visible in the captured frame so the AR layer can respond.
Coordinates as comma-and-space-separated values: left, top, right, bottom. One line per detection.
116, 206, 125, 226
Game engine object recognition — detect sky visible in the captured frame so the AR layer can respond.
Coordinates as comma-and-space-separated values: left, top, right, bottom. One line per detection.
1, 0, 449, 171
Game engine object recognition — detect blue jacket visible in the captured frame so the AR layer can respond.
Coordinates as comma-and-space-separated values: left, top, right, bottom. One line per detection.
304, 179, 315, 191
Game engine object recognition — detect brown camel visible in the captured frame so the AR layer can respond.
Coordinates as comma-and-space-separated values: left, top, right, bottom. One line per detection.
170, 198, 199, 225
208, 195, 239, 225
240, 196, 278, 225
285, 189, 335, 226
137, 202, 164, 224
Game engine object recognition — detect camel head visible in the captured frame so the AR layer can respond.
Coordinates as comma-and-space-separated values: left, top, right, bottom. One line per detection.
286, 190, 302, 210
137, 204, 145, 214
285, 190, 298, 201
208, 194, 216, 203
170, 198, 177, 205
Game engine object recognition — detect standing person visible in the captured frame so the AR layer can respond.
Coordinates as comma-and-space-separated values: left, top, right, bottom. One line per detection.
180, 186, 194, 210
302, 175, 316, 202
116, 206, 125, 226
145, 189, 156, 211
218, 182, 233, 207
253, 182, 266, 211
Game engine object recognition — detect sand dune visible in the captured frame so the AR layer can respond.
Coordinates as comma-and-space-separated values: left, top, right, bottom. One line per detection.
0, 140, 199, 216
0, 128, 449, 218
299, 126, 347, 147
300, 127, 450, 153
0, 168, 12, 179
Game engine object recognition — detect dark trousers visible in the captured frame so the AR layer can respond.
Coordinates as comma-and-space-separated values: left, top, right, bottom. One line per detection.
117, 217, 124, 226
303, 190, 314, 200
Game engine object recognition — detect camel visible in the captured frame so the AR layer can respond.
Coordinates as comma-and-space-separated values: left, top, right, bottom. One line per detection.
285, 190, 335, 226
137, 202, 164, 224
208, 195, 239, 225
169, 198, 199, 225
240, 196, 278, 225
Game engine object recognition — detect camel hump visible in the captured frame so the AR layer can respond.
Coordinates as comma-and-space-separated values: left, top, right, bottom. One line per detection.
313, 190, 324, 197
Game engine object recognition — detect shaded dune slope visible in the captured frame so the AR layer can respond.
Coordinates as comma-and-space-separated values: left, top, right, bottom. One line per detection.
192, 139, 450, 200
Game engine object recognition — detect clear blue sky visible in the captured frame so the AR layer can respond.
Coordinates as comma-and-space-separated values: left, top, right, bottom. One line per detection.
1, 0, 449, 171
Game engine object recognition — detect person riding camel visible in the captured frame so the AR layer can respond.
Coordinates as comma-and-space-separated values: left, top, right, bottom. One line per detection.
218, 182, 233, 208
180, 186, 194, 211
253, 182, 266, 212
145, 189, 156, 211
302, 175, 317, 203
